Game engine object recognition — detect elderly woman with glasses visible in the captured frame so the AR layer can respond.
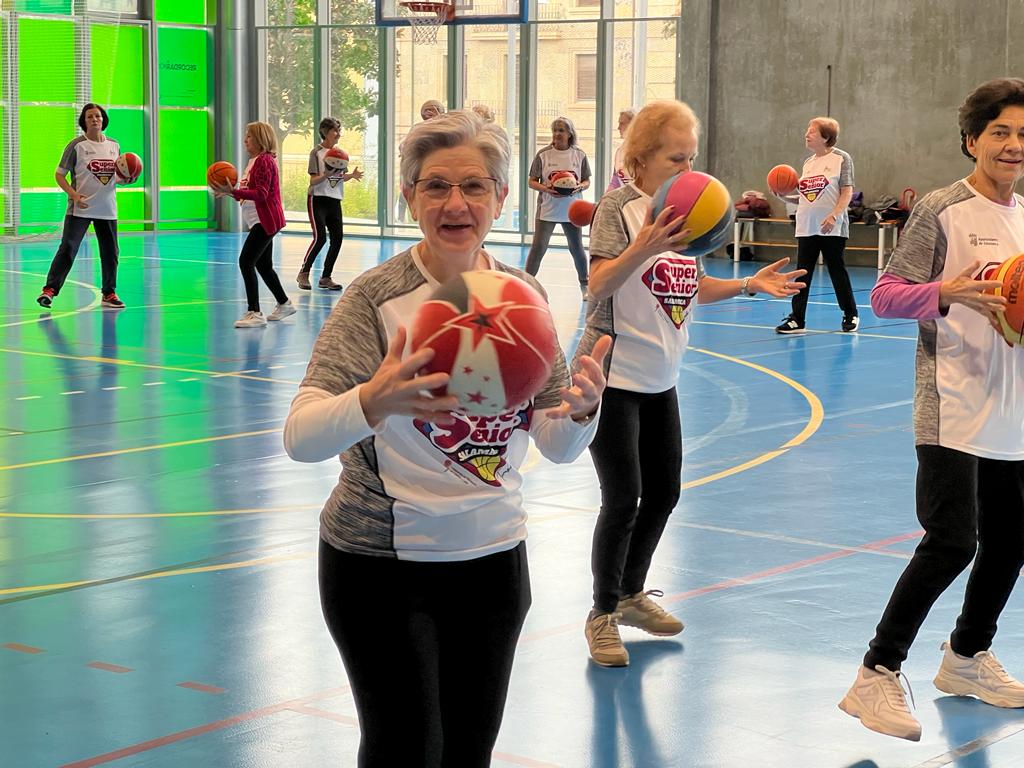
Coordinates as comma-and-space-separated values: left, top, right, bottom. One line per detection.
284, 109, 610, 768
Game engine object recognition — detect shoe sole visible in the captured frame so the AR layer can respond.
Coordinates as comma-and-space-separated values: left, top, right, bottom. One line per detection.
589, 654, 629, 667
776, 328, 806, 335
297, 285, 312, 290
318, 285, 343, 291
933, 672, 1024, 708
37, 300, 52, 309
267, 310, 296, 322
617, 618, 684, 637
837, 693, 921, 741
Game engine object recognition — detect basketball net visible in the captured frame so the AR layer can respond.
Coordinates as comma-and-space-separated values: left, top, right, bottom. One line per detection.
398, 0, 453, 45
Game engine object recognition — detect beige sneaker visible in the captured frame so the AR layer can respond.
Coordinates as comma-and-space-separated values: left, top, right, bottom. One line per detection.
839, 664, 921, 741
296, 272, 311, 290
267, 300, 296, 322
934, 641, 1024, 707
585, 611, 628, 667
234, 310, 266, 328
616, 590, 684, 636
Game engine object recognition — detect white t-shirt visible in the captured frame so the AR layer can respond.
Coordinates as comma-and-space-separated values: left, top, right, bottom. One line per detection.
307, 146, 345, 200
573, 183, 705, 393
607, 143, 632, 191
529, 145, 591, 222
238, 158, 260, 229
884, 178, 1024, 460
58, 136, 120, 220
795, 148, 854, 238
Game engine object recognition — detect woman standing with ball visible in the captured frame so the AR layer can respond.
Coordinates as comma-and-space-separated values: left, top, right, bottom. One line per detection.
284, 110, 610, 767
37, 103, 127, 310
576, 100, 805, 667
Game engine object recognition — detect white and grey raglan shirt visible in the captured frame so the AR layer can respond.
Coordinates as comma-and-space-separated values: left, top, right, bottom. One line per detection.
796, 148, 854, 238
58, 135, 121, 220
307, 146, 345, 199
283, 246, 600, 561
884, 179, 1024, 459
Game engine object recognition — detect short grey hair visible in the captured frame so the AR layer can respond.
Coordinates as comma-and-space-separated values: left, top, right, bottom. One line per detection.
400, 109, 511, 189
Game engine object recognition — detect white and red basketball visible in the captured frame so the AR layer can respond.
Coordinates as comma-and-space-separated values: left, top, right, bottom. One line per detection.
411, 270, 560, 416
324, 148, 349, 172
549, 170, 578, 196
115, 152, 143, 184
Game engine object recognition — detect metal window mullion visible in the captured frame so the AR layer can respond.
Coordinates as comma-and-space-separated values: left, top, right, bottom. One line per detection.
595, 16, 611, 203
381, 25, 395, 234
520, 18, 536, 244
142, 19, 156, 226
5, 12, 18, 232
448, 21, 463, 109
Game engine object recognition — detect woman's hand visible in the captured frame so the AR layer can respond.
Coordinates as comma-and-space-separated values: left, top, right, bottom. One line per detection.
546, 335, 612, 421
750, 258, 807, 297
210, 181, 235, 198
939, 261, 1007, 331
359, 326, 460, 427
628, 205, 691, 263
821, 213, 838, 234
347, 167, 364, 182
69, 190, 90, 209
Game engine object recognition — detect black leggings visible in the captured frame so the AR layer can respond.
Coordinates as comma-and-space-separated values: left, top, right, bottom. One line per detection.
524, 219, 589, 286
301, 194, 343, 277
239, 223, 288, 312
865, 445, 1024, 671
589, 386, 683, 613
45, 215, 119, 296
319, 539, 531, 768
790, 235, 858, 322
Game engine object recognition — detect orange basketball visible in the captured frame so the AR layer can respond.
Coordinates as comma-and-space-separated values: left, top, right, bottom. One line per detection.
207, 161, 238, 189
767, 164, 799, 196
993, 254, 1024, 346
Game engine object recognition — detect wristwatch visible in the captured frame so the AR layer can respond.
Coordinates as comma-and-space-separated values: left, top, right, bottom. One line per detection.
740, 276, 757, 297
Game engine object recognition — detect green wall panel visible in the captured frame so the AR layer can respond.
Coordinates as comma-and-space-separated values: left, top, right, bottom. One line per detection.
20, 106, 76, 188
158, 108, 209, 186
14, 0, 72, 13
116, 189, 145, 230
108, 108, 145, 188
157, 27, 210, 108
20, 191, 66, 224
91, 24, 145, 107
159, 189, 211, 222
154, 0, 208, 24
19, 18, 75, 102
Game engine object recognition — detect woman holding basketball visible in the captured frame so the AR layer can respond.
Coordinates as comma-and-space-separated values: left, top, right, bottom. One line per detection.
839, 78, 1024, 743
38, 103, 126, 310
576, 100, 805, 667
524, 116, 592, 298
773, 116, 859, 334
212, 121, 293, 328
297, 116, 364, 291
284, 109, 610, 767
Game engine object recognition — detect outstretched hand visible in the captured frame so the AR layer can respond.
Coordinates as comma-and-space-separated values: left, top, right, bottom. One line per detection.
210, 181, 235, 198
547, 334, 612, 421
940, 261, 1007, 334
359, 326, 460, 427
750, 258, 807, 297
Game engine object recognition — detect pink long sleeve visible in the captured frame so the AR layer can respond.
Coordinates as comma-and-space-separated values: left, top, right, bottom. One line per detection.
870, 273, 944, 320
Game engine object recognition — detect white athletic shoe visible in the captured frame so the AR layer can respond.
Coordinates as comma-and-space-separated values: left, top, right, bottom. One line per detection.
839, 664, 921, 741
267, 300, 296, 322
234, 310, 267, 328
933, 641, 1024, 707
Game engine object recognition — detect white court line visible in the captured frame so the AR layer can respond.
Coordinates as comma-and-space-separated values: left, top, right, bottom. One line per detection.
913, 722, 1024, 767
15, 396, 41, 401
101, 386, 126, 391
178, 378, 199, 382
693, 318, 917, 341
142, 382, 165, 387
238, 369, 259, 374
61, 390, 85, 395
0, 269, 102, 326
267, 365, 286, 370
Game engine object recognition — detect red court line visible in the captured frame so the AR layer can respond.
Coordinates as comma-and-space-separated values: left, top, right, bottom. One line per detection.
2, 642, 44, 654
177, 681, 225, 695
288, 704, 358, 726
87, 661, 133, 674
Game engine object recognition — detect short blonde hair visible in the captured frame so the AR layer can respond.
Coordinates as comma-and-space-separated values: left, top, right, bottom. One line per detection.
246, 121, 277, 156
810, 116, 840, 147
622, 101, 700, 179
471, 103, 495, 122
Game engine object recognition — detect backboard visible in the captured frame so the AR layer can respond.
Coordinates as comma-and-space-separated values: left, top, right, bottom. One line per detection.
376, 0, 528, 27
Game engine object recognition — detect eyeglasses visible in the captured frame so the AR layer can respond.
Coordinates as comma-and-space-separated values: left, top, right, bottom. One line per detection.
413, 177, 499, 200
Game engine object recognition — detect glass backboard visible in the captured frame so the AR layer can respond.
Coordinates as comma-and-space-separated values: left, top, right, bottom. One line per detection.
376, 0, 527, 26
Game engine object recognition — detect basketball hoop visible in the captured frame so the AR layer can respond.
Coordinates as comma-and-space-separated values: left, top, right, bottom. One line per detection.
399, 0, 454, 45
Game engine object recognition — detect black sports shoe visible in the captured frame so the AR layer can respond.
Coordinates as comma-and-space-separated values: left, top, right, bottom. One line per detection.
841, 315, 860, 333
102, 293, 125, 309
37, 288, 54, 309
775, 315, 805, 334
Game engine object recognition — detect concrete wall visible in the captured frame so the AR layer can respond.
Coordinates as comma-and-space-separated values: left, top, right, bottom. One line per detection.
696, 0, 1024, 215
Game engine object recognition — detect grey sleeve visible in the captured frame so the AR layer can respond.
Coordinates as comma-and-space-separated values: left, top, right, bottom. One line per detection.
588, 198, 630, 260
839, 151, 854, 188
884, 200, 946, 284
57, 140, 77, 173
301, 284, 388, 395
579, 153, 591, 182
696, 255, 706, 278
308, 148, 320, 175
529, 152, 543, 181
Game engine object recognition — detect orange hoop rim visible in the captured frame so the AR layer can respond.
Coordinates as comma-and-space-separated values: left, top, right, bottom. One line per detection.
399, 0, 455, 19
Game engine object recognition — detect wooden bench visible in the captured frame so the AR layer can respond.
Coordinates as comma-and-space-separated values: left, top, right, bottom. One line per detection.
730, 217, 900, 270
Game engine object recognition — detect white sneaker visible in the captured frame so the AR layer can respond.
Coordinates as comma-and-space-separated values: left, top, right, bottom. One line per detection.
234, 310, 267, 328
839, 664, 921, 741
585, 611, 629, 667
267, 300, 296, 322
616, 590, 684, 636
934, 641, 1024, 707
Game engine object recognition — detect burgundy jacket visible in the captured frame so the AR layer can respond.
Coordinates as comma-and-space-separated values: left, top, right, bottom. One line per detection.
231, 152, 286, 236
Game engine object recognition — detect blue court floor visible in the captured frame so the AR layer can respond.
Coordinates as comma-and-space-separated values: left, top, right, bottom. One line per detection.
2, 230, 1024, 768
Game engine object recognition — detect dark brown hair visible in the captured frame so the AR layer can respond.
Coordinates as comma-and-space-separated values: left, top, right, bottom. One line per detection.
958, 78, 1024, 160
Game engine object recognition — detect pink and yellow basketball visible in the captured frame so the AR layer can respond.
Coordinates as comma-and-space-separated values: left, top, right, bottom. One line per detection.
115, 152, 142, 184
651, 171, 735, 256
207, 161, 238, 188
988, 254, 1024, 346
411, 270, 560, 416
324, 148, 350, 172
549, 170, 578, 196
767, 164, 799, 196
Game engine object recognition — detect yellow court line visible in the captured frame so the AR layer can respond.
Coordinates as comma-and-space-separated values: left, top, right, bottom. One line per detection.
0, 345, 298, 385
0, 504, 319, 520
0, 428, 280, 471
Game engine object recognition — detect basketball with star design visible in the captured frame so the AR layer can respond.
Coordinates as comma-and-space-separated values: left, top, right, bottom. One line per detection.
411, 270, 560, 416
